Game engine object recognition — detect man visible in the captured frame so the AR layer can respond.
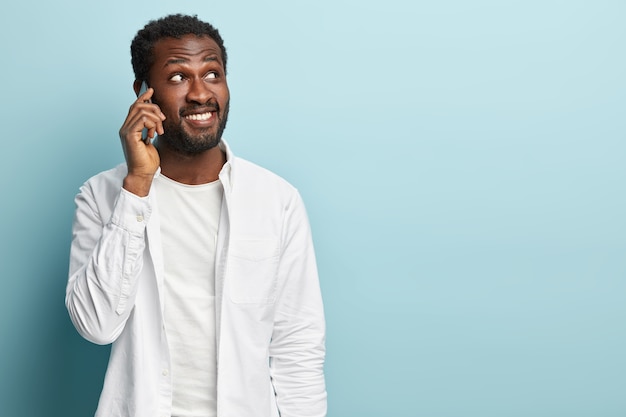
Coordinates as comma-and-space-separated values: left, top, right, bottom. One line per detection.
66, 14, 326, 417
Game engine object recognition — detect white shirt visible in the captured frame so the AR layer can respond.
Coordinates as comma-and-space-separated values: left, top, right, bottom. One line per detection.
66, 141, 326, 417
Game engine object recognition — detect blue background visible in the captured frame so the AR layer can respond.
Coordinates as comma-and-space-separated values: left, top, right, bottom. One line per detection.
1, 1, 624, 416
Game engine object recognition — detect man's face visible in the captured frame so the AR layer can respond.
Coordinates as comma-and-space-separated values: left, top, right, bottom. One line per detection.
148, 34, 230, 154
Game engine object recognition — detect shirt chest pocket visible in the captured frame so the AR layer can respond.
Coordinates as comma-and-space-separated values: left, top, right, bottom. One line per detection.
227, 238, 279, 304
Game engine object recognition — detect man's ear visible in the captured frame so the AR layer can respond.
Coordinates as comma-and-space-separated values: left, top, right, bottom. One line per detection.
133, 80, 142, 97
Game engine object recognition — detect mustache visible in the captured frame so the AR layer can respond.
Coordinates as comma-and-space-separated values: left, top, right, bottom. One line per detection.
179, 102, 220, 117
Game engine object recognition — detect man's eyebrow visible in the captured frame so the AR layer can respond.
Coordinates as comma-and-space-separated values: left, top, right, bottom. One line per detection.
164, 58, 188, 66
164, 55, 219, 67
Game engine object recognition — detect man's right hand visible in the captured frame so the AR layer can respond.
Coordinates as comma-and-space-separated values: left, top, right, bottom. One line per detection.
119, 87, 166, 197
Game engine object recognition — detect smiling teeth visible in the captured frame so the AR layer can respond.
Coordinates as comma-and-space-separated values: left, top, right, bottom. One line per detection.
186, 112, 212, 121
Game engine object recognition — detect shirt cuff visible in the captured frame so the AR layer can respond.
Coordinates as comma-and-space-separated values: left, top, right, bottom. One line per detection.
110, 187, 153, 235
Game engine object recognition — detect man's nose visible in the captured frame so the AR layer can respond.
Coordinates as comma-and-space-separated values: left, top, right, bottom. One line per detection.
186, 78, 213, 104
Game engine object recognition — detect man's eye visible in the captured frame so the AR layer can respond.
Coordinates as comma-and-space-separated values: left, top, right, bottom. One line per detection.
205, 72, 218, 80
170, 74, 184, 82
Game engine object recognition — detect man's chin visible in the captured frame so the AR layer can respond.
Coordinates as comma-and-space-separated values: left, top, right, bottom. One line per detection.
159, 132, 221, 155
182, 138, 221, 154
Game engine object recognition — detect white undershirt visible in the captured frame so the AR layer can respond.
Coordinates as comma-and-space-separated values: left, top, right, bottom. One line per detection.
154, 174, 223, 417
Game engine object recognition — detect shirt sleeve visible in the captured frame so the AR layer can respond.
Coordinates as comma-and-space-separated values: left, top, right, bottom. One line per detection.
269, 190, 327, 417
66, 185, 152, 345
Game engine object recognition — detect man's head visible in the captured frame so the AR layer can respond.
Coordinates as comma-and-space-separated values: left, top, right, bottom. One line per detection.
131, 14, 227, 82
130, 14, 230, 155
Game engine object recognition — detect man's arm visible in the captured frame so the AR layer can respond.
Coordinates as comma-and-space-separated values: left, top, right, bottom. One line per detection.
269, 191, 327, 417
65, 184, 152, 345
65, 87, 164, 344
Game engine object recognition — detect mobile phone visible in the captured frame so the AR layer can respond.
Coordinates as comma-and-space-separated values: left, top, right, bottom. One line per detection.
138, 81, 151, 143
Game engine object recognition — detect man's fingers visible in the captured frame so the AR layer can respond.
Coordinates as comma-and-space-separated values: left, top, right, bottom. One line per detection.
123, 105, 165, 139
137, 86, 154, 103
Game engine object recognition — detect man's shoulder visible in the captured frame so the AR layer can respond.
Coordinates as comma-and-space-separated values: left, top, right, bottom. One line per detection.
80, 163, 128, 194
231, 156, 297, 193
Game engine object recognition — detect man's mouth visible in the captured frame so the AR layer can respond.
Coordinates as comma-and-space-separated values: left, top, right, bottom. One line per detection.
184, 112, 213, 121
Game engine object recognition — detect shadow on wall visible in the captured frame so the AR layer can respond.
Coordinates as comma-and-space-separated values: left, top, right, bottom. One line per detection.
1, 120, 121, 417
3, 218, 110, 417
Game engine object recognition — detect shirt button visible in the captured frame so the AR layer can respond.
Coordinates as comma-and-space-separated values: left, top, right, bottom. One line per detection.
136, 215, 144, 222
162, 369, 169, 376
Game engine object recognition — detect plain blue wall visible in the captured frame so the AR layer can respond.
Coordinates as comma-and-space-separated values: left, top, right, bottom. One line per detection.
1, 1, 625, 416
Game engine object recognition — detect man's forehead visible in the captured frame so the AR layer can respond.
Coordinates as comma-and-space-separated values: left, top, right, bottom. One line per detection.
153, 35, 222, 61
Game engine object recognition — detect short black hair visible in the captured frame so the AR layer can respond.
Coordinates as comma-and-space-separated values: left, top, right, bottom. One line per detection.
130, 14, 227, 82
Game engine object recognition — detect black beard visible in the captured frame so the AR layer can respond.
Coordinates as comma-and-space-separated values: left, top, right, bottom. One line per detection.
159, 100, 230, 155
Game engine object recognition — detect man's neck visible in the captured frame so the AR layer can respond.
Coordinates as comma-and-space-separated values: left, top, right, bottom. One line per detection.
157, 142, 226, 185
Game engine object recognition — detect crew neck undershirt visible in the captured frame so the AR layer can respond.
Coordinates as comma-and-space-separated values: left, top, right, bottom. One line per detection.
154, 174, 223, 417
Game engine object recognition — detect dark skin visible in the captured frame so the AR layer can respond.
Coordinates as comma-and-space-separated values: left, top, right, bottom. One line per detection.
119, 35, 230, 196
